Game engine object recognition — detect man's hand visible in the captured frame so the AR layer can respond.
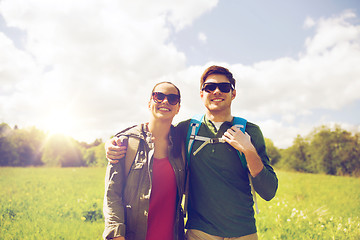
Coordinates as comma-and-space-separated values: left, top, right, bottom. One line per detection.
105, 137, 128, 164
222, 126, 254, 153
222, 126, 264, 177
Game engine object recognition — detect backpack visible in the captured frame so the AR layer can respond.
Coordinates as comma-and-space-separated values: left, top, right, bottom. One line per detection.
185, 114, 259, 214
115, 125, 142, 177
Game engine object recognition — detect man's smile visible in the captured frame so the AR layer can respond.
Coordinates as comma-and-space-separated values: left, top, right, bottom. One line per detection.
211, 98, 224, 102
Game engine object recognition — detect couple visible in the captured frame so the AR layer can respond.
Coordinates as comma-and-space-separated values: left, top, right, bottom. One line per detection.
103, 65, 278, 240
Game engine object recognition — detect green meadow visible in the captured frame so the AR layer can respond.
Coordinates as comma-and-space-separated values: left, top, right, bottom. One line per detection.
1, 168, 359, 240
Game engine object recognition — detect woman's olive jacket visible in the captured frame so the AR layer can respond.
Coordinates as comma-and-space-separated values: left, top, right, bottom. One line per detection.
103, 124, 186, 240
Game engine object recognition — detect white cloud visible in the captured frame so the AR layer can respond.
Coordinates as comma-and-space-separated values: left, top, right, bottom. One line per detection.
304, 17, 316, 28
258, 119, 309, 149
0, 0, 218, 141
304, 10, 359, 56
0, 1, 359, 150
228, 11, 360, 116
198, 32, 207, 44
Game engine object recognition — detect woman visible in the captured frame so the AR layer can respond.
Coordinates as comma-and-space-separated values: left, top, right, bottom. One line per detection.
103, 82, 186, 240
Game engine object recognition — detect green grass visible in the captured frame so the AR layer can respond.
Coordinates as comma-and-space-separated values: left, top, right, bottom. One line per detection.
0, 167, 105, 240
0, 168, 359, 239
256, 171, 360, 239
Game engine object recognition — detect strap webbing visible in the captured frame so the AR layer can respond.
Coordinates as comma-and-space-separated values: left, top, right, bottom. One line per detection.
124, 136, 140, 176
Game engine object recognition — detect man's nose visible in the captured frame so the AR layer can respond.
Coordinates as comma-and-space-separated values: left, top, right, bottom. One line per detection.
213, 86, 221, 94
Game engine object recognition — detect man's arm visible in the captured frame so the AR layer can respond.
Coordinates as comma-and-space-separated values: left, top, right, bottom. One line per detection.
222, 126, 264, 177
105, 137, 128, 163
223, 124, 278, 201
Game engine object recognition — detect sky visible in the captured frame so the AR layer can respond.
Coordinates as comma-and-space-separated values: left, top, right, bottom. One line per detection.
0, 0, 360, 148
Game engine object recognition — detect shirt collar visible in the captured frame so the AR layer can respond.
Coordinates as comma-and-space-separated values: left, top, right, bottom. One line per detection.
203, 115, 233, 134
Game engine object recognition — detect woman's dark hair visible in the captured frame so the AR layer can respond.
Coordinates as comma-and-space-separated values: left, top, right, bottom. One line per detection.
151, 81, 181, 103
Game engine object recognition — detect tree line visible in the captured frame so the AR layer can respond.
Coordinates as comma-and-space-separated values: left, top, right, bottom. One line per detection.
266, 125, 360, 177
0, 123, 106, 167
1, 122, 359, 176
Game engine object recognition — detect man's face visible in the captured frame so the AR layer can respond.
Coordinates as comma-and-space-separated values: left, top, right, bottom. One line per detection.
200, 74, 236, 114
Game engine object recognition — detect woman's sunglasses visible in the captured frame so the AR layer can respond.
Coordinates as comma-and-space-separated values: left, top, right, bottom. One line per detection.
201, 82, 234, 93
152, 92, 180, 105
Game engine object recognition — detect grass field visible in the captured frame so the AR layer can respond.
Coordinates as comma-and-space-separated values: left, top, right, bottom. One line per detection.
1, 168, 359, 240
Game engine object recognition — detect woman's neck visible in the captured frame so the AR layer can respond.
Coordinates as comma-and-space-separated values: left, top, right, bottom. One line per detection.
147, 118, 172, 140
148, 118, 172, 159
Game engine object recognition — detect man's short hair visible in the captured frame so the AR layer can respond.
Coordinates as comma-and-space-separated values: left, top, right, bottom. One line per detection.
200, 65, 236, 89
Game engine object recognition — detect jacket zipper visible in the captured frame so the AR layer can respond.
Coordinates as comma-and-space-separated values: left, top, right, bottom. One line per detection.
146, 131, 154, 199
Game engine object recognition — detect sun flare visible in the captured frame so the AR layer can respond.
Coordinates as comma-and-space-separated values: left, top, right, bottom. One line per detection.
41, 109, 77, 136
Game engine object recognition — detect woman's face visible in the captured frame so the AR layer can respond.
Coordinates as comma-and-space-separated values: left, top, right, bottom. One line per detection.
149, 83, 180, 121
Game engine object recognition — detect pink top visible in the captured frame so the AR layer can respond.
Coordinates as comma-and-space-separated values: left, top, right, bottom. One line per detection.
146, 157, 177, 240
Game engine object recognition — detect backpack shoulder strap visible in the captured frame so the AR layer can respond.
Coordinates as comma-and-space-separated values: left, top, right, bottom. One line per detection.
124, 136, 140, 176
233, 117, 248, 170
186, 114, 204, 161
233, 117, 259, 214
233, 116, 247, 133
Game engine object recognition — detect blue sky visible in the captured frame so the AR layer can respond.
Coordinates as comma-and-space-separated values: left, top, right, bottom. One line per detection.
173, 0, 359, 65
0, 0, 359, 148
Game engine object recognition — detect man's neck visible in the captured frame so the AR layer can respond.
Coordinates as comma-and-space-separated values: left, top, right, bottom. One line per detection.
205, 110, 233, 122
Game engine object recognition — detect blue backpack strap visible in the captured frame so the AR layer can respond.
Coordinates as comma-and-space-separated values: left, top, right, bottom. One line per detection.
186, 115, 248, 168
186, 114, 204, 162
232, 117, 248, 170
233, 117, 259, 214
233, 117, 247, 133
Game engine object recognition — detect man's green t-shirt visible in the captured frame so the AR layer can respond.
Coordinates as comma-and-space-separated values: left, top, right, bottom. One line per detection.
176, 116, 278, 237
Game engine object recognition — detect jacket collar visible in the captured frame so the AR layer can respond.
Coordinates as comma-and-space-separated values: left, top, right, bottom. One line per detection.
138, 123, 175, 146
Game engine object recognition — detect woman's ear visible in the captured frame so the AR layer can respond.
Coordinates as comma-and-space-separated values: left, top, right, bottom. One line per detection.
175, 104, 181, 115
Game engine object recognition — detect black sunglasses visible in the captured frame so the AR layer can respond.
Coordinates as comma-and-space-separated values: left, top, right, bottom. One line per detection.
201, 82, 234, 93
152, 92, 180, 105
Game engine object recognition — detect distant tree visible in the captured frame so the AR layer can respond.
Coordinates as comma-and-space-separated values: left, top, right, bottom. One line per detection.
308, 125, 360, 176
0, 123, 11, 136
94, 143, 106, 167
4, 126, 47, 166
84, 148, 97, 166
78, 138, 103, 149
27, 127, 46, 165
9, 129, 34, 166
0, 123, 17, 166
280, 135, 311, 172
83, 143, 106, 167
42, 134, 84, 167
0, 137, 18, 166
265, 138, 281, 165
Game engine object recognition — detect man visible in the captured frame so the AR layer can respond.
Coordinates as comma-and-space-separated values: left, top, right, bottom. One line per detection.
106, 66, 278, 239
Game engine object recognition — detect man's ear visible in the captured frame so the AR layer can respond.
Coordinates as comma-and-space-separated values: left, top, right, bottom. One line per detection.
231, 89, 236, 100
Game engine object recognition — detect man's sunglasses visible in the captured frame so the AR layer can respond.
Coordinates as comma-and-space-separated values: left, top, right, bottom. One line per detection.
201, 82, 234, 93
152, 92, 180, 105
